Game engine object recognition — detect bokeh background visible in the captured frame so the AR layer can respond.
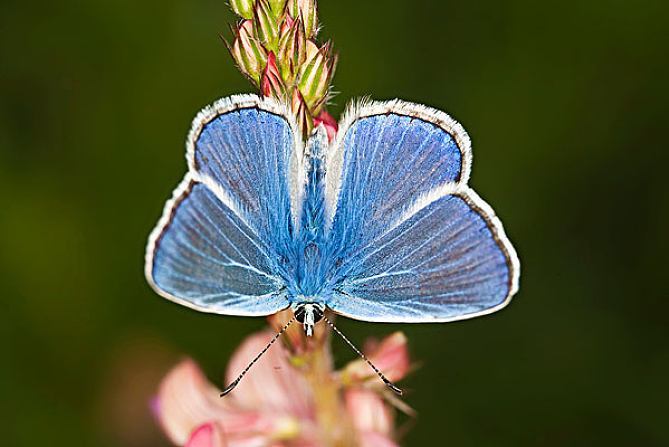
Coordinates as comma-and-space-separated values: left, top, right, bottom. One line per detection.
2, 0, 668, 445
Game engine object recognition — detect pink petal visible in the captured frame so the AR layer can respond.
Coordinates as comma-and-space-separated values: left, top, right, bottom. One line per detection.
225, 331, 314, 419
343, 332, 409, 385
186, 423, 226, 447
149, 395, 161, 421
345, 389, 394, 436
283, 13, 295, 30
156, 359, 272, 444
358, 431, 399, 447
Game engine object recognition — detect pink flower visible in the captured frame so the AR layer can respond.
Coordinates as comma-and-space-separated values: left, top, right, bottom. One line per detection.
345, 389, 396, 447
154, 325, 410, 446
341, 332, 410, 388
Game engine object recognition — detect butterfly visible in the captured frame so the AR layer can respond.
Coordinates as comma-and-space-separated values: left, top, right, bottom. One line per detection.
145, 94, 520, 395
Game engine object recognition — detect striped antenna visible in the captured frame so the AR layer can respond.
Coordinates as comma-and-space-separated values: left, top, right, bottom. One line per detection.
322, 315, 403, 396
220, 316, 296, 397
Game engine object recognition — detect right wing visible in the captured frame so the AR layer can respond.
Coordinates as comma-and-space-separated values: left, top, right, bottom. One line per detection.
322, 99, 519, 322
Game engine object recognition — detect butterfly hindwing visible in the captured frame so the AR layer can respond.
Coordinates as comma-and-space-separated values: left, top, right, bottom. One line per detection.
147, 179, 287, 315
327, 187, 517, 321
323, 100, 470, 247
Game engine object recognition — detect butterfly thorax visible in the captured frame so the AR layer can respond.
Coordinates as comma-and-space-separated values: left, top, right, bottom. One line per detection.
282, 130, 339, 303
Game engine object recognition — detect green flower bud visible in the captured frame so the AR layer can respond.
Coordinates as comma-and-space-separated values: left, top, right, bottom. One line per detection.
253, 0, 279, 52
230, 0, 254, 20
297, 42, 336, 112
226, 0, 336, 138
288, 0, 317, 38
268, 0, 288, 19
277, 17, 306, 83
230, 20, 268, 84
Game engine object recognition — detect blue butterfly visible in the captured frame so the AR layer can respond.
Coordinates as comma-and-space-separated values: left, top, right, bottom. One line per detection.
145, 94, 520, 395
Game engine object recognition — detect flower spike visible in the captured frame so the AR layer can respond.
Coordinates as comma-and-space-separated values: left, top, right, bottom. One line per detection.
225, 0, 337, 137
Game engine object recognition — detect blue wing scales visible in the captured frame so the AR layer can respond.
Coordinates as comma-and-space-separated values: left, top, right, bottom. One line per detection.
145, 95, 301, 316
327, 189, 517, 321
148, 179, 287, 315
322, 101, 519, 322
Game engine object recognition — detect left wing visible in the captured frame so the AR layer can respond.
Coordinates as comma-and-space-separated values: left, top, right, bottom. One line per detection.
145, 95, 302, 316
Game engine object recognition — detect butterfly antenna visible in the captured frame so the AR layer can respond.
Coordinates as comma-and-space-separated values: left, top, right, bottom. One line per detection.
220, 316, 296, 397
322, 315, 403, 396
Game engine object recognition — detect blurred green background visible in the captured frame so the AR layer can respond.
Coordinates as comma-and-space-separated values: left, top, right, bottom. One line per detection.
2, 0, 668, 445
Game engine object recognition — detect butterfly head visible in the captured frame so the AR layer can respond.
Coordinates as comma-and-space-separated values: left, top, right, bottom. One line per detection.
293, 302, 325, 336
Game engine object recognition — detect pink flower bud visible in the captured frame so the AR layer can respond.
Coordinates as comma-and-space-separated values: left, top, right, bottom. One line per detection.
261, 52, 286, 98
313, 110, 338, 141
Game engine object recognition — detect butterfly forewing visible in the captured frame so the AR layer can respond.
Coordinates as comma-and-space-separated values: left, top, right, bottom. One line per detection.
324, 104, 468, 246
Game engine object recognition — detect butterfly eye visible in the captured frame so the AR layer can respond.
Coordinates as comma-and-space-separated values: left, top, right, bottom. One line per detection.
294, 306, 306, 323
312, 306, 324, 322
